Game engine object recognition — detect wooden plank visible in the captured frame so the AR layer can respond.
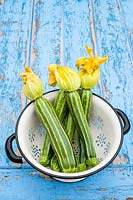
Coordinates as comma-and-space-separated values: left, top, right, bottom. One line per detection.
120, 0, 133, 30
30, 0, 98, 92
29, 0, 64, 92
62, 0, 92, 66
90, 0, 133, 165
0, 167, 133, 199
0, 0, 34, 168
120, 0, 133, 60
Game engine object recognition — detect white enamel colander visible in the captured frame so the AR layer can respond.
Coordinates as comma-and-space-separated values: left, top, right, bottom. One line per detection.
5, 90, 130, 182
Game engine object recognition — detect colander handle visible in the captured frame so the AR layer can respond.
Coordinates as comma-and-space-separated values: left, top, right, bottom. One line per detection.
115, 109, 130, 135
5, 133, 23, 163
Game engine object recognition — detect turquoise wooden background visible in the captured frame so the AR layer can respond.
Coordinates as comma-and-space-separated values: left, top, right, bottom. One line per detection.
0, 0, 133, 199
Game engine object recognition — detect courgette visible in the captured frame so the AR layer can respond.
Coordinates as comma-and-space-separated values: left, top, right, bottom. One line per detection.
67, 91, 98, 167
50, 111, 76, 172
35, 97, 77, 172
20, 67, 77, 173
40, 90, 68, 166
77, 89, 93, 171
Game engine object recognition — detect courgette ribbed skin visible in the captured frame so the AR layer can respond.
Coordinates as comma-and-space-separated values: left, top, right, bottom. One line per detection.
40, 134, 53, 166
66, 91, 98, 167
50, 154, 60, 172
81, 89, 92, 120
64, 112, 75, 141
77, 89, 93, 171
35, 97, 77, 172
40, 90, 68, 166
50, 111, 76, 172
77, 134, 87, 171
53, 90, 68, 119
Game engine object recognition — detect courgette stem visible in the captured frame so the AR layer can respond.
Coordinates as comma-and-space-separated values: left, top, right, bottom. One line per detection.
50, 154, 60, 172
36, 97, 77, 172
40, 134, 53, 166
66, 91, 98, 167
77, 134, 87, 171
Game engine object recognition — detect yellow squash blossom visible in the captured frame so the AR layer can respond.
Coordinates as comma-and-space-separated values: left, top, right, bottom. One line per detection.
48, 64, 81, 91
20, 67, 44, 100
75, 46, 108, 89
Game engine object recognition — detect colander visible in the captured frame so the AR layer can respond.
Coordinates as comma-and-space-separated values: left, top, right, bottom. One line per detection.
5, 90, 130, 182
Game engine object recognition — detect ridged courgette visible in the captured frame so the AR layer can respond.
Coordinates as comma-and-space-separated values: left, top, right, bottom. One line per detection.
35, 97, 77, 172
66, 91, 98, 167
40, 90, 68, 166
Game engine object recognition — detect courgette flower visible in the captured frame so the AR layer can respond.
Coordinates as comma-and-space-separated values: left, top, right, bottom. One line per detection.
20, 67, 44, 100
76, 46, 108, 89
48, 64, 81, 91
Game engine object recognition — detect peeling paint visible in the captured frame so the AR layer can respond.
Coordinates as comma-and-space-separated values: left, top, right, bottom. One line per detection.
0, 0, 3, 5
35, 0, 41, 4
0, 74, 5, 80
0, 178, 3, 182
117, 0, 122, 13
29, 171, 54, 181
14, 176, 21, 179
113, 155, 128, 165
126, 198, 133, 200
11, 114, 16, 122
0, 31, 3, 36
56, 199, 70, 200
30, 171, 38, 176
4, 175, 10, 181
59, 19, 63, 65
11, 151, 22, 167
89, 2, 104, 97
89, 5, 97, 56
97, 187, 108, 191
39, 172, 54, 181
128, 30, 133, 35
25, 0, 35, 66
113, 156, 121, 164
120, 155, 128, 164
127, 30, 133, 65
75, 186, 87, 191
104, 82, 110, 99
21, 88, 25, 109
30, 18, 39, 67
11, 162, 21, 167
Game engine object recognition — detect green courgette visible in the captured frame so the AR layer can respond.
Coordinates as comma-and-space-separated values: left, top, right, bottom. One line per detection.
77, 89, 93, 171
40, 90, 68, 166
35, 97, 77, 172
50, 111, 76, 172
20, 67, 77, 173
67, 91, 98, 167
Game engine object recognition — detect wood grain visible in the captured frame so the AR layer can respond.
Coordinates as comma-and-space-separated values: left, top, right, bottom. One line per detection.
91, 0, 133, 164
29, 0, 63, 92
0, 167, 133, 199
120, 0, 133, 60
0, 0, 33, 167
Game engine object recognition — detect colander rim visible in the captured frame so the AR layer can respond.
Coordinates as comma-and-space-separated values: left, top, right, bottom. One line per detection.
15, 89, 123, 179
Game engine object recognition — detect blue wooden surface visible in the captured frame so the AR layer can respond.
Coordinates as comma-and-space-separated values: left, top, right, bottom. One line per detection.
0, 0, 133, 199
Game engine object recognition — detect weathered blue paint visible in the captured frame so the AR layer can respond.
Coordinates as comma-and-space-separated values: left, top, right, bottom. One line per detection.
0, 0, 33, 168
91, 0, 133, 165
0, 0, 133, 199
0, 167, 133, 200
